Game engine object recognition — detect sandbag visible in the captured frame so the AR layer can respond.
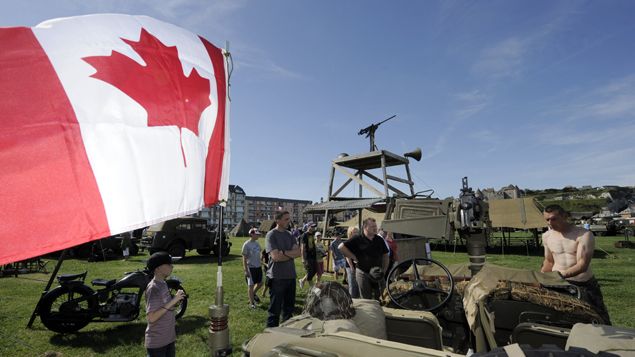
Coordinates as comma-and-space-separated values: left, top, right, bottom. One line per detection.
352, 298, 387, 339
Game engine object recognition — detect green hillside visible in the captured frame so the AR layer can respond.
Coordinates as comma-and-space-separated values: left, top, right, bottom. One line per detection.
524, 185, 634, 214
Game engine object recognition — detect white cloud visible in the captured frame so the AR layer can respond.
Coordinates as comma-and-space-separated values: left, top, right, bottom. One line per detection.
140, 0, 245, 26
537, 122, 635, 146
426, 90, 489, 159
472, 38, 526, 79
236, 55, 307, 80
546, 75, 635, 122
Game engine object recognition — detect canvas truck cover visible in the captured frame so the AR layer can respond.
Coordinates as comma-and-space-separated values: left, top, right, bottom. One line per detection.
488, 198, 547, 229
337, 209, 386, 228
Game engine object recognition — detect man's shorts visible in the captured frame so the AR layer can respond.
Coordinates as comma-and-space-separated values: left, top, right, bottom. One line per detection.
333, 258, 346, 272
304, 259, 317, 280
246, 267, 263, 285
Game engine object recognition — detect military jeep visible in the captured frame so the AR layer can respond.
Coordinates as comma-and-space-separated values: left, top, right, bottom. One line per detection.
243, 259, 634, 356
140, 217, 231, 258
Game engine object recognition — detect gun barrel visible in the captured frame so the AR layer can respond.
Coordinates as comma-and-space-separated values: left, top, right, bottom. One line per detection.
376, 114, 396, 126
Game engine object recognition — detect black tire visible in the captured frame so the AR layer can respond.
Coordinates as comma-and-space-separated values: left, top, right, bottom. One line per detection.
166, 280, 187, 319
168, 241, 186, 258
39, 284, 97, 333
222, 245, 231, 257
196, 249, 212, 255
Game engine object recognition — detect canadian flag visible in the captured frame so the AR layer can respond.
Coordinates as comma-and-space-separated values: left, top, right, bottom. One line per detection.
0, 14, 230, 265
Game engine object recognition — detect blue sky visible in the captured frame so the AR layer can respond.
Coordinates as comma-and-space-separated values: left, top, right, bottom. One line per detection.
3, 1, 634, 202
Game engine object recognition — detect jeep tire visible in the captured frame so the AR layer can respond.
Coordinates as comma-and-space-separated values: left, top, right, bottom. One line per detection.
168, 241, 186, 258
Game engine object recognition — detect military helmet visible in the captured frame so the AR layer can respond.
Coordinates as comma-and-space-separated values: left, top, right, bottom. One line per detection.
302, 281, 355, 320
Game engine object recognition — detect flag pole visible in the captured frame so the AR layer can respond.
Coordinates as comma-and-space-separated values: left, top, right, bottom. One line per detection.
209, 203, 231, 356
208, 41, 233, 356
27, 249, 68, 328
208, 202, 231, 356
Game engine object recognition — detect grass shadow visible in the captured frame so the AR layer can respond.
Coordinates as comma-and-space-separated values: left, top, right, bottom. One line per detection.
593, 250, 615, 259
175, 254, 242, 265
48, 316, 207, 354
49, 322, 146, 353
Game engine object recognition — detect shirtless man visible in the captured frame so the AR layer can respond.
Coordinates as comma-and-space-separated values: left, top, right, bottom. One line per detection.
540, 204, 611, 324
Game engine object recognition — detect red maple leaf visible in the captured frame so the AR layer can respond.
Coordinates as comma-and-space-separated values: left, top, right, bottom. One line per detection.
83, 28, 211, 166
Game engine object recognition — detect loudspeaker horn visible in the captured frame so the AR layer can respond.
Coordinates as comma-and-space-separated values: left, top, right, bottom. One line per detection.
404, 147, 422, 161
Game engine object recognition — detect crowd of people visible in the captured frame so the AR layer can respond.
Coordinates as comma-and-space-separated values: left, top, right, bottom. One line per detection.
143, 204, 611, 355
245, 210, 400, 327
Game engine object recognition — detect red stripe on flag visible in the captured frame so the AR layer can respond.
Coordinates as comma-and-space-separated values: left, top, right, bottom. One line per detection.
0, 28, 110, 265
200, 37, 227, 206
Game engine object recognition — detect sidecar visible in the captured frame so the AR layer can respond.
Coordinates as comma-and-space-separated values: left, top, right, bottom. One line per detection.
242, 261, 635, 356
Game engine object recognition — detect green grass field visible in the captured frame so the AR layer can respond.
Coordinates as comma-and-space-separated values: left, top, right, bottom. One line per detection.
1, 235, 633, 356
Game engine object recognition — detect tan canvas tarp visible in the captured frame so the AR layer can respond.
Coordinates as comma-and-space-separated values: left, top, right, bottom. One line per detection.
230, 218, 250, 237
566, 323, 635, 356
488, 197, 547, 229
257, 220, 276, 233
337, 209, 386, 228
245, 329, 463, 357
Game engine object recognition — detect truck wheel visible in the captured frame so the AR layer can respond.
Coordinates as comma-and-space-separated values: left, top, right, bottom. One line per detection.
130, 243, 139, 256
168, 242, 185, 258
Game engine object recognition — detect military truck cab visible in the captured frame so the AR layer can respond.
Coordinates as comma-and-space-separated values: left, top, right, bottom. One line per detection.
141, 217, 231, 257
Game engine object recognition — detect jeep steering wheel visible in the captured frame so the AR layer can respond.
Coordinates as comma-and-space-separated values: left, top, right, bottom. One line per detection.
386, 257, 454, 312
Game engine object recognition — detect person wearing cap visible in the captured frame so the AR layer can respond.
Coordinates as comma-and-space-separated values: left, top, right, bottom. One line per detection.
242, 228, 264, 308
145, 252, 186, 357
315, 231, 327, 283
298, 222, 319, 289
338, 217, 389, 300
265, 210, 301, 327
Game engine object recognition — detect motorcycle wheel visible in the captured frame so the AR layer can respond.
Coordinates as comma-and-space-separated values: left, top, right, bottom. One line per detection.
39, 284, 97, 333
166, 280, 188, 319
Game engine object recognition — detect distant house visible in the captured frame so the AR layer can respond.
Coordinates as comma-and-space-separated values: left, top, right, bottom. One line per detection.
480, 185, 521, 201
501, 184, 521, 199
195, 184, 246, 230
619, 205, 635, 219
481, 188, 497, 201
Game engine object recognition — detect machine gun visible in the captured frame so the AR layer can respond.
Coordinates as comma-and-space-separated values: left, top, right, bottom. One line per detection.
358, 115, 396, 151
455, 177, 489, 276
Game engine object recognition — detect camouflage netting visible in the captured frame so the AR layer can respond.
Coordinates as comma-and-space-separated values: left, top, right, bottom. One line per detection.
303, 281, 356, 320
497, 281, 602, 321
381, 279, 601, 322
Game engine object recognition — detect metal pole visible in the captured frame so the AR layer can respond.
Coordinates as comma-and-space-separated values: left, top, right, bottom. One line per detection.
27, 249, 67, 328
209, 203, 232, 356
